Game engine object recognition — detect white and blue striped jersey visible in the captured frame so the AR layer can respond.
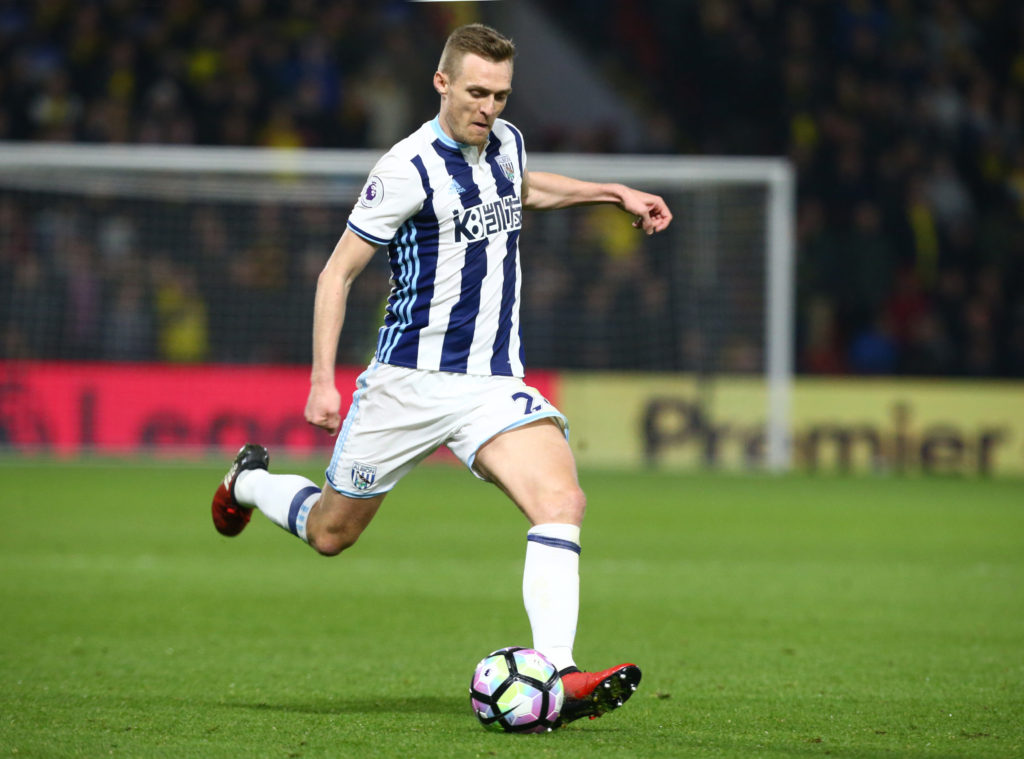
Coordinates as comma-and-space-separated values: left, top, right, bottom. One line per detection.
346, 116, 527, 377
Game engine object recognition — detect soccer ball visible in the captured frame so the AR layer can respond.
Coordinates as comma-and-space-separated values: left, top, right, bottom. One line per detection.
469, 647, 564, 733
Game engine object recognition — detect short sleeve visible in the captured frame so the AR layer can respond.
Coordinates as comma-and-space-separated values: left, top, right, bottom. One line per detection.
346, 154, 426, 247
504, 119, 527, 177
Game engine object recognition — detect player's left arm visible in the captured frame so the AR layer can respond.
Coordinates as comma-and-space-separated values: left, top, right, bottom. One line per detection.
521, 170, 672, 235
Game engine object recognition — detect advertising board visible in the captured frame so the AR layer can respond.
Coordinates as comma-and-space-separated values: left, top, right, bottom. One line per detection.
562, 374, 1024, 476
3, 362, 1020, 475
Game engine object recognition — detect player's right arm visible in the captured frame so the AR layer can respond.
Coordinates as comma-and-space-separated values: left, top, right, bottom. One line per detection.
305, 228, 378, 434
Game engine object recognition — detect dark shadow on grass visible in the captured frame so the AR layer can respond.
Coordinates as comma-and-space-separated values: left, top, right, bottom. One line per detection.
230, 695, 464, 716
225, 697, 638, 734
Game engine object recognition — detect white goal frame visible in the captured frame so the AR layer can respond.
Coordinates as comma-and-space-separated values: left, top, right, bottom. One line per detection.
0, 143, 795, 470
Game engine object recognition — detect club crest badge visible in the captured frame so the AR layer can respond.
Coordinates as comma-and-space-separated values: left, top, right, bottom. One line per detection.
351, 461, 377, 491
496, 154, 516, 182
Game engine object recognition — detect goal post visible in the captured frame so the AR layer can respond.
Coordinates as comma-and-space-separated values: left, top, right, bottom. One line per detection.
0, 143, 795, 469
533, 154, 795, 471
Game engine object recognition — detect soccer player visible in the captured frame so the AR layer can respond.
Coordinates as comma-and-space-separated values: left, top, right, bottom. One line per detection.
212, 23, 671, 725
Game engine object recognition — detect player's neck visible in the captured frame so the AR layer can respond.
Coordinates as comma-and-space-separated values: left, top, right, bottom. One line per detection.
430, 115, 485, 160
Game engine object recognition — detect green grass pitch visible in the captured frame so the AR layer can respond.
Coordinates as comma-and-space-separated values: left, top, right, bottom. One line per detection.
1, 459, 1022, 758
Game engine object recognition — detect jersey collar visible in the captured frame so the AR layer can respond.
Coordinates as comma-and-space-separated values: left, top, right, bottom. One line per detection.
430, 115, 482, 160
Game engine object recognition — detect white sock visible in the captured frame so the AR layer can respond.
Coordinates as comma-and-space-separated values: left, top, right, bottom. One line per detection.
234, 469, 320, 543
523, 523, 581, 672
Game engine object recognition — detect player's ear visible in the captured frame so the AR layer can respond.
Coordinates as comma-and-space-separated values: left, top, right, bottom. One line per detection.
433, 71, 448, 96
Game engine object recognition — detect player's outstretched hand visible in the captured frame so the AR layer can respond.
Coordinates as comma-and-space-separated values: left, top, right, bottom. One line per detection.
622, 187, 673, 235
305, 382, 342, 435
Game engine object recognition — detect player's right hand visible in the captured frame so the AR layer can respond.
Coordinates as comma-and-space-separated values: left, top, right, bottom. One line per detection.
304, 382, 342, 434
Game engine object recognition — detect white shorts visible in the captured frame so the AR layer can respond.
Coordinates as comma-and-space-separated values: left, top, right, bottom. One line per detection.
325, 362, 568, 498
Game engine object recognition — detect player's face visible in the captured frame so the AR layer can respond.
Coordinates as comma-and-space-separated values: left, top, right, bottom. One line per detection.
435, 53, 512, 148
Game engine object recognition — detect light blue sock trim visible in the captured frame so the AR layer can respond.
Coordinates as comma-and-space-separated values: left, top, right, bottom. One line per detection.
287, 486, 320, 542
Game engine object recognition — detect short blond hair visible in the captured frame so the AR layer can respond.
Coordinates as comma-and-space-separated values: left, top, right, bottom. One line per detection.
438, 23, 515, 81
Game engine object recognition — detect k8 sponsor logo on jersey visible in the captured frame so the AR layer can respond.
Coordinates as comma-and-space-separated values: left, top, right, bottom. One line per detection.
451, 196, 522, 242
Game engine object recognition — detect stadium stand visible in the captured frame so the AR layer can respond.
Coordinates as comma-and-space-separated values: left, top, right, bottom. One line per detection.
545, 0, 1024, 377
1, 0, 1021, 376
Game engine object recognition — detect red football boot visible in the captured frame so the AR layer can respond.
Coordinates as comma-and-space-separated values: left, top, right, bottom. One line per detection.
211, 444, 269, 536
558, 663, 642, 725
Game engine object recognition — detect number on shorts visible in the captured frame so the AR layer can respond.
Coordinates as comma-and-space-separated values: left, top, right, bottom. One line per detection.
512, 391, 542, 415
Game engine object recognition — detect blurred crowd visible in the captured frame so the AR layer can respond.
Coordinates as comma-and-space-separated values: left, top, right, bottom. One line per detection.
0, 187, 679, 370
551, 0, 1024, 375
1, 0, 1023, 376
0, 191, 400, 365
0, 0, 439, 149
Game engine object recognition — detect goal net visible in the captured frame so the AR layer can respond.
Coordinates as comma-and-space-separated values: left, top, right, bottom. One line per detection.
0, 144, 794, 467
